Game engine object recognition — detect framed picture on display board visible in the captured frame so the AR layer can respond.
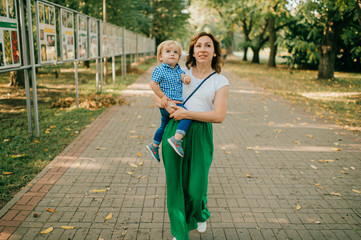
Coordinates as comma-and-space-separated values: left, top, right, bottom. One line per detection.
0, 0, 21, 69
88, 18, 98, 59
60, 9, 75, 61
77, 14, 88, 59
36, 1, 57, 64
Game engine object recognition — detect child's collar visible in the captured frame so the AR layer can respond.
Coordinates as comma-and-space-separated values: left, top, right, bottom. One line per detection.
161, 62, 180, 69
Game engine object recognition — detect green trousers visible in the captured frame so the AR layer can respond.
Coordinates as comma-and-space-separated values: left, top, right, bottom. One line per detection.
162, 119, 214, 240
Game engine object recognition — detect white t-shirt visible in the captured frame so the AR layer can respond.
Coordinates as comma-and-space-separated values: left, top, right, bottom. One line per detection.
182, 68, 229, 112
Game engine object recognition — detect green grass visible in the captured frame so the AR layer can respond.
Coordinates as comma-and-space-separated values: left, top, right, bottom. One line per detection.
225, 58, 361, 132
0, 57, 156, 208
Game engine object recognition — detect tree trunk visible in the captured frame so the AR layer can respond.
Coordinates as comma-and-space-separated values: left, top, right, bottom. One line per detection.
83, 61, 90, 68
103, 58, 108, 84
317, 16, 340, 79
251, 47, 260, 63
243, 47, 248, 61
318, 44, 336, 79
268, 14, 277, 67
9, 70, 25, 87
226, 30, 234, 56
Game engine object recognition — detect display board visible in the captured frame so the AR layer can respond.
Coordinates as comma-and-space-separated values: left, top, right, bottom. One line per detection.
37, 1, 56, 63
60, 9, 75, 61
88, 18, 98, 58
77, 14, 87, 59
0, 0, 21, 69
115, 27, 123, 55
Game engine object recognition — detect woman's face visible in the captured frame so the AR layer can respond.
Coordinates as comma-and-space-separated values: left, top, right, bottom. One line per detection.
193, 36, 216, 65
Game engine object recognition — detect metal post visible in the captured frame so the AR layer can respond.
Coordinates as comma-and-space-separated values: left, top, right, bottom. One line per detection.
96, 58, 99, 92
74, 61, 79, 107
26, 0, 40, 137
19, 0, 32, 136
112, 56, 115, 85
99, 23, 103, 94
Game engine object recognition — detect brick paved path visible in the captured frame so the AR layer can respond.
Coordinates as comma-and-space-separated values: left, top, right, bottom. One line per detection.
0, 62, 360, 240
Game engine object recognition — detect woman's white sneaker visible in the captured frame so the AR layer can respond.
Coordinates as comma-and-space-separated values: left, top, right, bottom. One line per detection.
197, 221, 207, 233
172, 237, 177, 240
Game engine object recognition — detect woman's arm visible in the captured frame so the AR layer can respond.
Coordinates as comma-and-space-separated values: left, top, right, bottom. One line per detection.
170, 85, 229, 123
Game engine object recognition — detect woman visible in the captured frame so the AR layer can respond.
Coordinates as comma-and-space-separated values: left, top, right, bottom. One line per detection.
154, 32, 229, 240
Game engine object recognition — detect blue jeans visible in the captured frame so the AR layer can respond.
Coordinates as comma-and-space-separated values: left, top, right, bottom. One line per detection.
153, 103, 192, 145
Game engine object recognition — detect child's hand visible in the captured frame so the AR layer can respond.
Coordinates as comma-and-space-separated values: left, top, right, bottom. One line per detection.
182, 75, 191, 84
160, 96, 169, 108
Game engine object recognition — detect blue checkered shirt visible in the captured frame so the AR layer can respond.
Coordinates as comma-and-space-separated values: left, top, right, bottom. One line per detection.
151, 63, 185, 101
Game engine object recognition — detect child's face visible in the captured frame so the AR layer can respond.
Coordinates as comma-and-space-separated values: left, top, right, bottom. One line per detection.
160, 44, 180, 68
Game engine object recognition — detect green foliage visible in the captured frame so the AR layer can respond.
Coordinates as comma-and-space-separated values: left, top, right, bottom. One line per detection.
282, 0, 361, 71
48, 0, 190, 44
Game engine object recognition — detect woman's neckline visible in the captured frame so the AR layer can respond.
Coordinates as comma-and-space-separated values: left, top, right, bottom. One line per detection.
191, 67, 214, 80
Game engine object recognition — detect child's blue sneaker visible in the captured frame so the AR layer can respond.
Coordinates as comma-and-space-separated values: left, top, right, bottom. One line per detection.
146, 143, 160, 162
167, 136, 184, 157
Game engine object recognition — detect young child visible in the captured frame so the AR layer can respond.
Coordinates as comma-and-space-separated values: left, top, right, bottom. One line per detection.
146, 40, 192, 161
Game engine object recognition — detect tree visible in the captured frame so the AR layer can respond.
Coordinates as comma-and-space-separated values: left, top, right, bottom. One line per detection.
151, 0, 190, 46
301, 0, 357, 79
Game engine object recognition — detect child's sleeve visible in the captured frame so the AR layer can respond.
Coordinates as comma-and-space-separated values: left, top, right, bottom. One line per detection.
151, 66, 162, 83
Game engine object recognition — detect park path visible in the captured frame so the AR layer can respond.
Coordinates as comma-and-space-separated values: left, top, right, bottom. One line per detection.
0, 59, 360, 240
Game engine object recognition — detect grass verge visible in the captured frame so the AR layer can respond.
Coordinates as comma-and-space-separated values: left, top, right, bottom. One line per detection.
0, 57, 156, 208
224, 58, 361, 133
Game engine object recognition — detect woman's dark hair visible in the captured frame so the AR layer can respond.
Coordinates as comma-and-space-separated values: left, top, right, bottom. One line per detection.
185, 32, 224, 73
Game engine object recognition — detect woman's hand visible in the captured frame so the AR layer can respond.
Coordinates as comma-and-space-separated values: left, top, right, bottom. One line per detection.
170, 106, 188, 121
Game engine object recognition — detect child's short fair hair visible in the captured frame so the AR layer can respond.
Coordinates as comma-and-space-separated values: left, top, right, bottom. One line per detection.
157, 40, 183, 65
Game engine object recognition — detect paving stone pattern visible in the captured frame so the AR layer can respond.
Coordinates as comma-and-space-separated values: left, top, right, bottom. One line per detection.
0, 62, 360, 240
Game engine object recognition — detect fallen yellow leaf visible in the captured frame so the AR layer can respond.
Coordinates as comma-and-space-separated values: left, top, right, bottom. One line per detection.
332, 148, 341, 151
11, 154, 25, 158
46, 208, 55, 213
121, 230, 128, 236
45, 130, 50, 134
65, 128, 72, 131
319, 160, 335, 163
92, 189, 109, 193
40, 227, 54, 234
129, 163, 138, 168
314, 183, 321, 186
305, 134, 315, 138
50, 125, 56, 128
137, 175, 147, 179
330, 192, 342, 197
138, 162, 143, 166
2, 172, 13, 175
137, 152, 142, 157
33, 140, 40, 143
105, 212, 112, 220
61, 226, 75, 229
127, 171, 134, 175
296, 204, 301, 210
352, 189, 361, 194
245, 173, 257, 178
